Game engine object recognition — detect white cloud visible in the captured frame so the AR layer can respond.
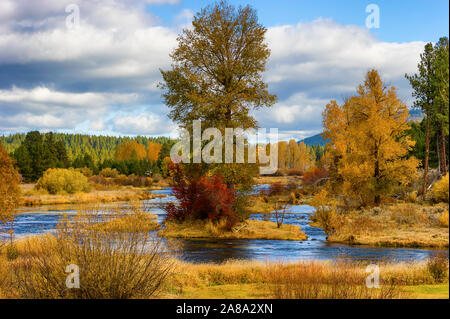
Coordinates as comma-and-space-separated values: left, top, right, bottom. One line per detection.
112, 113, 177, 135
0, 86, 138, 131
0, 4, 426, 137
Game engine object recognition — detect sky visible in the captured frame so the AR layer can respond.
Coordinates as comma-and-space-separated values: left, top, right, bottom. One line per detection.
0, 0, 448, 141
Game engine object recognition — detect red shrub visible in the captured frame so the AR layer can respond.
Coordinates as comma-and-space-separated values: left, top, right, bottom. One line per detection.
165, 163, 238, 229
302, 168, 329, 186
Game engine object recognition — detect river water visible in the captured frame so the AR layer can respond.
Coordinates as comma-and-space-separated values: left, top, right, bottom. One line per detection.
7, 186, 447, 263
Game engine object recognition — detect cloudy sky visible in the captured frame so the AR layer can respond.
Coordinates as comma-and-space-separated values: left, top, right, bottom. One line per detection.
0, 0, 448, 140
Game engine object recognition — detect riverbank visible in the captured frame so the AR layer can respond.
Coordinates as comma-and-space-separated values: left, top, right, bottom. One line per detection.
159, 220, 307, 241
312, 203, 449, 248
19, 183, 165, 207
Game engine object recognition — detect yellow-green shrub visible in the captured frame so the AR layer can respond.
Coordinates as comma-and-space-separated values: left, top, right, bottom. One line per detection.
439, 210, 449, 228
432, 173, 449, 203
36, 168, 90, 194
100, 167, 119, 178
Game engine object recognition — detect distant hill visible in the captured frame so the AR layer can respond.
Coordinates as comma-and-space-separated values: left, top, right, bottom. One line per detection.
298, 109, 423, 147
408, 108, 424, 122
298, 134, 328, 146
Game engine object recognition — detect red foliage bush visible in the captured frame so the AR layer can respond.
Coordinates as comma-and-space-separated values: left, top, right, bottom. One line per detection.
302, 168, 329, 186
165, 163, 238, 229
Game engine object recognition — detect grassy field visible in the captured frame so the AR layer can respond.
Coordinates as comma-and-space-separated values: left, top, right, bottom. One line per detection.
159, 219, 307, 241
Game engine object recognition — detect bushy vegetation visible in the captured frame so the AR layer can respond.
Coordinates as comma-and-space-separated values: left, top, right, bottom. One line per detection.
89, 174, 153, 188
0, 143, 21, 224
302, 167, 329, 186
99, 167, 119, 178
165, 163, 238, 230
35, 168, 90, 194
432, 173, 449, 203
427, 253, 449, 283
6, 207, 175, 299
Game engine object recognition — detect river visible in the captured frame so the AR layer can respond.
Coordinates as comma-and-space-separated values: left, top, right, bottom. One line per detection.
6, 186, 447, 263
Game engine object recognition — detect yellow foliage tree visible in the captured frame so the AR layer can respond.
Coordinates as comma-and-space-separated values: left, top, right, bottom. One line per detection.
115, 141, 162, 162
115, 141, 147, 161
0, 143, 21, 224
146, 142, 162, 161
277, 141, 289, 170
296, 141, 315, 171
322, 69, 420, 206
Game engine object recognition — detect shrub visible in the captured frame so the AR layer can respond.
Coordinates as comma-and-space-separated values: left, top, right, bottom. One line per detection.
438, 210, 449, 228
165, 163, 238, 230
426, 253, 449, 283
432, 173, 449, 203
100, 167, 119, 178
76, 167, 93, 177
152, 173, 163, 183
286, 168, 304, 176
36, 168, 90, 194
311, 189, 341, 234
13, 208, 175, 299
302, 168, 329, 186
6, 244, 19, 260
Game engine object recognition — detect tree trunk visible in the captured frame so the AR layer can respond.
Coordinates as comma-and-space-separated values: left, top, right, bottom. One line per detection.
439, 121, 447, 175
422, 117, 430, 198
374, 146, 381, 206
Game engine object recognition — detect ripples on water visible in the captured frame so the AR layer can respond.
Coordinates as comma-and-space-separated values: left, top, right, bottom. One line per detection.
7, 186, 447, 263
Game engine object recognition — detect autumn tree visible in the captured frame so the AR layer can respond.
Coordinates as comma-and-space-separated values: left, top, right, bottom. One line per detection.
0, 143, 21, 225
323, 70, 420, 206
160, 1, 277, 189
147, 142, 162, 161
296, 141, 315, 171
277, 141, 289, 170
115, 141, 147, 161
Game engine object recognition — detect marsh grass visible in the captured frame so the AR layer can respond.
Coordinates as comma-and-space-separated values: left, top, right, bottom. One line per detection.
316, 203, 449, 248
87, 202, 161, 233
20, 186, 159, 207
159, 219, 307, 241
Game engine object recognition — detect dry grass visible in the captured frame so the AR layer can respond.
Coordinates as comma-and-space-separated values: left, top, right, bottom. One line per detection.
161, 259, 448, 299
159, 219, 307, 241
20, 185, 163, 207
88, 204, 161, 233
255, 175, 302, 185
315, 203, 449, 248
2, 237, 448, 299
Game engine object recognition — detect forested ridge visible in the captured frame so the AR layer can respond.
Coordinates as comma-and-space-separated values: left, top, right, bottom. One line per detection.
0, 133, 174, 163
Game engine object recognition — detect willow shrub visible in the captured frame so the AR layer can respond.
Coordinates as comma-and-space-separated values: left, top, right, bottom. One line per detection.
36, 168, 90, 194
13, 206, 176, 299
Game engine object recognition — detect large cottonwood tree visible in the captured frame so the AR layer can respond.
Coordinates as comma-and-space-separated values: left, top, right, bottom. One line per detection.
160, 1, 276, 189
